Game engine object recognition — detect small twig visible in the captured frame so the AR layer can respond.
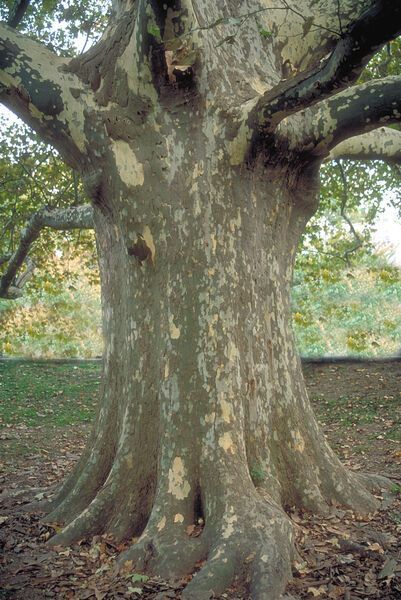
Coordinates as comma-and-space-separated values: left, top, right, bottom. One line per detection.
337, 161, 363, 264
187, 3, 340, 43
280, 0, 340, 36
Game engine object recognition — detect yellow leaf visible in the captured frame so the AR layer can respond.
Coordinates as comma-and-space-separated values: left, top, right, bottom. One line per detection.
328, 588, 345, 599
307, 586, 327, 597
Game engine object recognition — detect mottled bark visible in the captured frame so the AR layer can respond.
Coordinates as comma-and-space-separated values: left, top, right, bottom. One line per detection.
328, 127, 401, 163
280, 76, 401, 158
1, 1, 398, 597
47, 140, 379, 598
250, 0, 401, 133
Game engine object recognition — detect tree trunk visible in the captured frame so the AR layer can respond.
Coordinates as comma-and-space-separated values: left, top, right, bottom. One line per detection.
3, 2, 398, 596
46, 142, 379, 598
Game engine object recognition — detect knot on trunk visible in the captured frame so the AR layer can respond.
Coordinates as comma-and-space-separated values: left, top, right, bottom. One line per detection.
128, 234, 152, 265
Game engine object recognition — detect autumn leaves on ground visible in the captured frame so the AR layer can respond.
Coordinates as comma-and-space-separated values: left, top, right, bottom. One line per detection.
0, 359, 399, 599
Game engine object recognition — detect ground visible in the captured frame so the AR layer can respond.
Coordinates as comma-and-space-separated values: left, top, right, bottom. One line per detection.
0, 359, 400, 599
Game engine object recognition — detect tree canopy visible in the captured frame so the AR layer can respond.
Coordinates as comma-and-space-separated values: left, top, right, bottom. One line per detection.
0, 3, 400, 300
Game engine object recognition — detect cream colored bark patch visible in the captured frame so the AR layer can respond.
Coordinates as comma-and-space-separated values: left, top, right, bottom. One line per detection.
204, 412, 216, 424
112, 140, 144, 187
220, 398, 232, 423
168, 457, 190, 500
222, 513, 238, 539
218, 432, 234, 453
292, 430, 305, 452
174, 513, 184, 523
208, 314, 218, 338
169, 316, 180, 340
157, 516, 166, 531
142, 226, 156, 264
226, 340, 238, 362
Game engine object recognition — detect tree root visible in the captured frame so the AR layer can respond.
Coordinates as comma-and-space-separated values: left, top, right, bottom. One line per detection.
357, 472, 394, 494
115, 491, 294, 600
120, 528, 207, 581
184, 499, 293, 600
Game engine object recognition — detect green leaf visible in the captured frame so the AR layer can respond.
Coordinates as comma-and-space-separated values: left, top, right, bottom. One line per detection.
147, 23, 161, 40
131, 573, 149, 583
259, 28, 272, 39
42, 0, 58, 13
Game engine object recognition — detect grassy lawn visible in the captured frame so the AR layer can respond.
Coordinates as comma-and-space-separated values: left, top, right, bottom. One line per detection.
311, 392, 401, 441
0, 360, 100, 427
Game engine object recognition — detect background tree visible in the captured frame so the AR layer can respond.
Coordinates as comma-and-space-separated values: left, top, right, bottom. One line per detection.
0, 0, 107, 299
1, 1, 401, 598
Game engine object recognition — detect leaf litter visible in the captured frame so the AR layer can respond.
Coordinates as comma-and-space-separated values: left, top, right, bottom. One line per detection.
0, 359, 400, 599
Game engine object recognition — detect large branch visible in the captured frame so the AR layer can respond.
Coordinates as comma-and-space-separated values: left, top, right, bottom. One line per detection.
249, 0, 401, 134
7, 0, 30, 29
0, 204, 93, 299
279, 76, 401, 158
328, 127, 401, 164
0, 23, 94, 167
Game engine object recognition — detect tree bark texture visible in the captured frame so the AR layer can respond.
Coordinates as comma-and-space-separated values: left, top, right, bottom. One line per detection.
1, 1, 401, 597
46, 146, 379, 598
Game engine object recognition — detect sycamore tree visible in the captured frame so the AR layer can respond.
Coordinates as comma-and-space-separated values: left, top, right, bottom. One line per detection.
2, 1, 401, 597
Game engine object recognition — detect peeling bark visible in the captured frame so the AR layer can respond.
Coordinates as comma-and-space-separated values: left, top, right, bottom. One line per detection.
249, 0, 401, 134
0, 1, 398, 597
279, 76, 401, 157
328, 126, 401, 163
46, 153, 379, 598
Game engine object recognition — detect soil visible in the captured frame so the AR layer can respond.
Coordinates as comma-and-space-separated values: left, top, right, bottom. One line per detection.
0, 359, 400, 599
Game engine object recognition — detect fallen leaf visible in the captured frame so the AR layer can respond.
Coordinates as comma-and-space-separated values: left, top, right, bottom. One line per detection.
378, 557, 398, 579
307, 586, 326, 597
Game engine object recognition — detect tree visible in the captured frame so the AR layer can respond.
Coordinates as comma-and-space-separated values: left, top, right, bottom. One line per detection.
0, 0, 106, 299
1, 1, 401, 597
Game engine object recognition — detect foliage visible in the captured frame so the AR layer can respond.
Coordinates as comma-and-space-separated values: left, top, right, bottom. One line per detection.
301, 159, 401, 271
0, 116, 97, 288
301, 39, 401, 270
292, 253, 401, 357
0, 0, 109, 55
0, 250, 102, 358
0, 0, 106, 292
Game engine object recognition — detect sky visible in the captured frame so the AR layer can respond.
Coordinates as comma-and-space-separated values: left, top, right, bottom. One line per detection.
373, 202, 401, 267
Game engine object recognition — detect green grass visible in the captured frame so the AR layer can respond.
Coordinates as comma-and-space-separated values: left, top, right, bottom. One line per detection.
1, 360, 399, 450
292, 261, 401, 357
0, 361, 100, 427
311, 392, 401, 434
